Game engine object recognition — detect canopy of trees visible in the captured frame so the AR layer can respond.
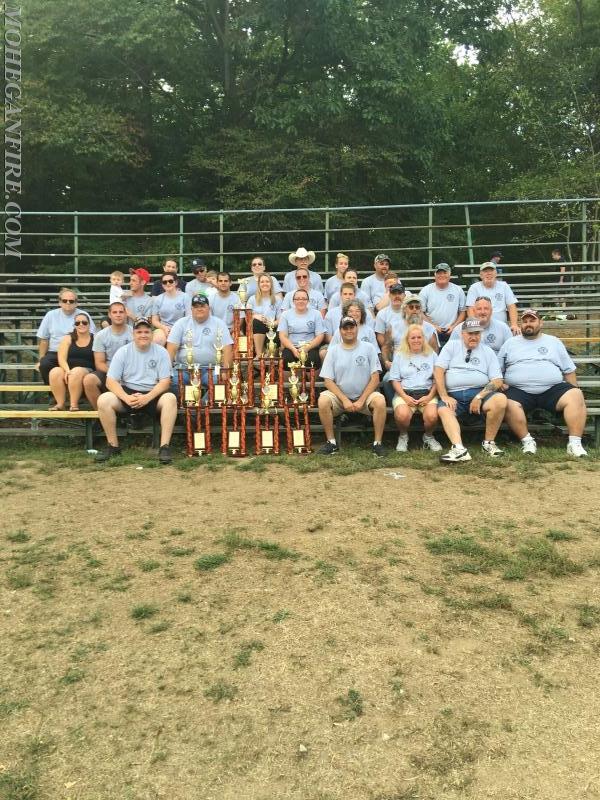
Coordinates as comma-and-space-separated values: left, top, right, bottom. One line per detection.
17, 0, 600, 212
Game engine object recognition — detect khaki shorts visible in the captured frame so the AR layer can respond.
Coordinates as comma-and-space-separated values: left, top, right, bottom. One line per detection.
321, 389, 383, 417
392, 394, 438, 413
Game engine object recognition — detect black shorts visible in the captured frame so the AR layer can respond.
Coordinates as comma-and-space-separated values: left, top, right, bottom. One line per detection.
505, 382, 575, 413
120, 386, 164, 418
89, 370, 107, 391
281, 346, 322, 370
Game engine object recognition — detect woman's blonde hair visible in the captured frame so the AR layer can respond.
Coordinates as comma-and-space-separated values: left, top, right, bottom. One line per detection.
255, 272, 276, 304
398, 323, 433, 357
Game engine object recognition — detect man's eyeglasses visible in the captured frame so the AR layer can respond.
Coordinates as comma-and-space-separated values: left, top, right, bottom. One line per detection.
465, 349, 472, 363
162, 279, 175, 285
61, 298, 76, 304
296, 275, 309, 280
74, 320, 89, 326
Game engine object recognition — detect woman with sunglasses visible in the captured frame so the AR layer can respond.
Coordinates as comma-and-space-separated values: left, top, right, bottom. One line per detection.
390, 324, 442, 452
49, 313, 95, 411
36, 287, 97, 383
151, 272, 191, 346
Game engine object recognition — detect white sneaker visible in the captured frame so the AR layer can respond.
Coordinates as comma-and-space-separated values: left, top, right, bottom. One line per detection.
521, 438, 537, 455
396, 434, 409, 452
482, 441, 504, 457
440, 445, 472, 463
567, 441, 588, 458
422, 434, 442, 452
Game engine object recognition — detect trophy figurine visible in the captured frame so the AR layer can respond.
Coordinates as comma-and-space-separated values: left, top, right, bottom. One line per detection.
266, 318, 277, 358
184, 329, 194, 370
214, 328, 224, 376
288, 361, 300, 404
254, 372, 280, 455
298, 341, 308, 368
240, 380, 249, 406
229, 362, 240, 406
238, 278, 248, 308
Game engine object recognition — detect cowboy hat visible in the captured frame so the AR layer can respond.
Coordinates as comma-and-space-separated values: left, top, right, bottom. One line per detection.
288, 247, 316, 266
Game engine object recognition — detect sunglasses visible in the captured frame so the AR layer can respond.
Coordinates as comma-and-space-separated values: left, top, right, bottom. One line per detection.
74, 319, 89, 326
61, 298, 76, 304
465, 349, 472, 363
296, 275, 309, 279
407, 303, 420, 309
162, 279, 175, 285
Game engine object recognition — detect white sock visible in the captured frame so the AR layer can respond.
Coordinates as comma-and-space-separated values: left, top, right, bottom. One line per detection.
328, 439, 337, 445
521, 434, 534, 443
373, 441, 381, 446
568, 436, 582, 446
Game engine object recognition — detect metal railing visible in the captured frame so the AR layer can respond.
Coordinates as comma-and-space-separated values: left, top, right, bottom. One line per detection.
3, 197, 599, 276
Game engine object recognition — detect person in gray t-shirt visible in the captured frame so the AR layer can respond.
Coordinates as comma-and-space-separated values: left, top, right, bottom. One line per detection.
434, 319, 507, 462
450, 296, 512, 353
318, 316, 387, 457
420, 263, 466, 344
499, 308, 588, 457
465, 262, 519, 332
96, 318, 178, 464
83, 301, 133, 408
209, 272, 240, 329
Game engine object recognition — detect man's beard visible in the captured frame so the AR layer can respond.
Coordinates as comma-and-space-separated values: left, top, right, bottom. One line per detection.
406, 314, 421, 324
522, 328, 537, 339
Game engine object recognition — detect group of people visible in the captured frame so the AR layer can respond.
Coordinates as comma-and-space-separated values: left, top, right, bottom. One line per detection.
34, 248, 589, 462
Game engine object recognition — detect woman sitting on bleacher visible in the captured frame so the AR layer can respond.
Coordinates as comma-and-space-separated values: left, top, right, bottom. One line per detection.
246, 273, 282, 356
49, 313, 95, 411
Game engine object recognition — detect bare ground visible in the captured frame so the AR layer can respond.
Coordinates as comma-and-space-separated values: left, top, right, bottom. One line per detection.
1, 452, 600, 800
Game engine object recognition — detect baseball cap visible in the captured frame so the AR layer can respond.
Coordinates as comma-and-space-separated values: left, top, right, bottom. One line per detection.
191, 258, 206, 272
339, 316, 358, 328
463, 319, 483, 332
133, 317, 152, 329
389, 282, 405, 294
403, 295, 422, 306
129, 267, 151, 283
374, 253, 391, 264
521, 308, 540, 319
191, 294, 210, 306
480, 261, 497, 271
435, 262, 451, 273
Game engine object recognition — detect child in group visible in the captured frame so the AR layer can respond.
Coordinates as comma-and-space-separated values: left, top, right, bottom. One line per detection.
109, 270, 130, 304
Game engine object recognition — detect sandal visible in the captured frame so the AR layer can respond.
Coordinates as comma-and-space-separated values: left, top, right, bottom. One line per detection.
69, 406, 80, 412
49, 404, 65, 411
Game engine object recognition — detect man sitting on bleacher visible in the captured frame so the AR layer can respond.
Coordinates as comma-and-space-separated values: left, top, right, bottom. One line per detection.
498, 308, 588, 457
95, 318, 177, 464
36, 287, 97, 383
83, 301, 133, 409
466, 262, 519, 333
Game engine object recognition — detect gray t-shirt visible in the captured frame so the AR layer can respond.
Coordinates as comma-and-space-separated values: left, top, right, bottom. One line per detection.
376, 309, 437, 349
247, 295, 282, 320
107, 342, 172, 392
498, 333, 576, 394
329, 324, 380, 352
361, 274, 387, 306
389, 352, 436, 392
324, 275, 344, 300
185, 279, 217, 300
329, 287, 372, 310
125, 293, 153, 321
282, 269, 324, 293
465, 280, 517, 323
167, 314, 233, 365
245, 275, 282, 299
37, 308, 97, 351
209, 292, 240, 328
281, 289, 326, 314
450, 318, 512, 353
92, 325, 133, 365
278, 308, 326, 345
151, 291, 191, 326
419, 282, 466, 328
435, 339, 502, 391
320, 340, 380, 400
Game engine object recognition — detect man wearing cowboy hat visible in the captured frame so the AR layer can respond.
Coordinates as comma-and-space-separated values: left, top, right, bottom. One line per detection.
282, 247, 324, 293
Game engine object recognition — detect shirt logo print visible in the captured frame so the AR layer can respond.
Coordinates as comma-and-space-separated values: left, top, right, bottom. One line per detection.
355, 355, 367, 366
202, 327, 211, 335
538, 346, 548, 355
447, 293, 455, 302
495, 293, 503, 301
148, 359, 157, 369
470, 356, 480, 365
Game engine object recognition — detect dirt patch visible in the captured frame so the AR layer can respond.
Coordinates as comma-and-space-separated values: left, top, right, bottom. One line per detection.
2, 456, 600, 800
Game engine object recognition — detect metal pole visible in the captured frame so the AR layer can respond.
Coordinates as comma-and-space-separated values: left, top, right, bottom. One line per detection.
581, 201, 588, 268
219, 212, 224, 272
73, 211, 79, 276
324, 210, 330, 273
428, 205, 433, 272
179, 211, 184, 273
464, 205, 474, 266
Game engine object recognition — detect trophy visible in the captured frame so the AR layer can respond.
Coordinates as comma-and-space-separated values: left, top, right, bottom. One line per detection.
298, 341, 308, 367
233, 282, 252, 359
214, 328, 224, 376
266, 318, 277, 358
229, 361, 240, 406
288, 361, 300, 404
184, 329, 194, 370
284, 367, 312, 454
254, 372, 280, 455
238, 278, 248, 308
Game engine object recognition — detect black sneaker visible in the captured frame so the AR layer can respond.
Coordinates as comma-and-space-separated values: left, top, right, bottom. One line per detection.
318, 441, 339, 455
95, 445, 122, 463
371, 443, 386, 458
158, 445, 173, 464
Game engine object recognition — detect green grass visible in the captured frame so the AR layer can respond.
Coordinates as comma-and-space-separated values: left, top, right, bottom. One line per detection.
130, 604, 159, 620
6, 529, 31, 543
59, 667, 85, 686
194, 553, 230, 571
218, 528, 300, 561
138, 559, 161, 572
203, 680, 237, 703
333, 689, 364, 721
576, 603, 600, 628
545, 528, 578, 541
233, 640, 265, 668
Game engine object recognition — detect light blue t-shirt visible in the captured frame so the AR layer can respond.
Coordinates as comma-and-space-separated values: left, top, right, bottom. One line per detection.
465, 280, 517, 323
247, 295, 282, 321
37, 308, 97, 351
329, 287, 372, 310
245, 275, 282, 299
419, 282, 466, 328
107, 342, 172, 392
125, 293, 153, 321
435, 339, 502, 392
498, 333, 576, 394
281, 289, 326, 314
374, 306, 404, 335
151, 291, 191, 326
389, 352, 436, 392
92, 326, 133, 365
329, 323, 380, 352
376, 309, 437, 349
209, 291, 240, 328
361, 274, 387, 306
320, 340, 381, 400
324, 275, 345, 300
278, 308, 326, 346
185, 279, 217, 300
450, 318, 512, 353
282, 269, 324, 293
167, 314, 233, 365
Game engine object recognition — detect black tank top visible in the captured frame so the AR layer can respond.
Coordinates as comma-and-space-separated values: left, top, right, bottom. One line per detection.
67, 337, 95, 369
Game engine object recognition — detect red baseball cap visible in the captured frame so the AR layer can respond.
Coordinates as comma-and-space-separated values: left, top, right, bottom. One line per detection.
129, 267, 151, 284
